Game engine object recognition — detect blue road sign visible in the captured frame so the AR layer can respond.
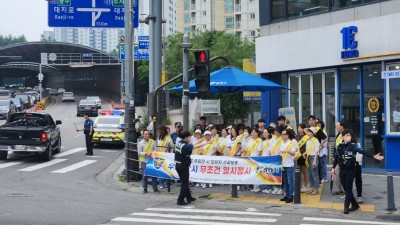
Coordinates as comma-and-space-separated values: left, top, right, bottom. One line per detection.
48, 0, 139, 28
138, 36, 149, 49
120, 44, 125, 60
134, 44, 149, 60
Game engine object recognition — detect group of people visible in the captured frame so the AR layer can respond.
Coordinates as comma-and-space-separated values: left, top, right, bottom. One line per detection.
138, 115, 384, 211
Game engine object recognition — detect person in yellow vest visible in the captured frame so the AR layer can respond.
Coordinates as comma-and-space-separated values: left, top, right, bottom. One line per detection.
199, 130, 218, 188
156, 124, 173, 189
261, 127, 274, 194
243, 128, 263, 192
191, 129, 203, 155
238, 126, 252, 156
270, 126, 284, 195
138, 129, 159, 193
333, 120, 345, 195
304, 127, 320, 195
296, 123, 310, 193
279, 128, 297, 203
218, 128, 229, 156
227, 126, 243, 157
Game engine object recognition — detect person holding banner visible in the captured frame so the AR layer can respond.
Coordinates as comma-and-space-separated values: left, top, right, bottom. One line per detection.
138, 130, 159, 194
218, 128, 229, 156
174, 131, 196, 205
269, 126, 284, 195
304, 127, 320, 195
199, 130, 218, 188
261, 127, 274, 194
227, 126, 243, 157
296, 123, 310, 193
156, 124, 173, 189
279, 128, 297, 203
243, 128, 263, 192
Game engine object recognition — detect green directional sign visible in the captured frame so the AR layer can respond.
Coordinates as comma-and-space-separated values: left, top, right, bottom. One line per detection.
112, 0, 136, 7
58, 0, 71, 6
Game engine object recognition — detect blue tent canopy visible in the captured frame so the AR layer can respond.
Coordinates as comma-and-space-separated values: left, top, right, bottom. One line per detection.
168, 66, 283, 93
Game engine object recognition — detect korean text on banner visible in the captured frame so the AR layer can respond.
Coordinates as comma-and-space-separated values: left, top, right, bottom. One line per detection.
144, 153, 282, 185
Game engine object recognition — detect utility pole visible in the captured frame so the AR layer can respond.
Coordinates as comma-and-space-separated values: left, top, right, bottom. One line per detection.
38, 64, 43, 101
124, 0, 138, 182
180, 34, 192, 132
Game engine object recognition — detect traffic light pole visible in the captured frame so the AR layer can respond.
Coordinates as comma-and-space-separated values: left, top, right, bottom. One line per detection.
181, 34, 192, 132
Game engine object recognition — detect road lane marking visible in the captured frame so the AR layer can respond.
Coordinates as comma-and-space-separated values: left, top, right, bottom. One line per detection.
131, 212, 277, 223
112, 217, 257, 225
53, 147, 86, 158
0, 161, 25, 169
51, 160, 96, 173
145, 208, 281, 217
18, 159, 67, 172
303, 217, 400, 225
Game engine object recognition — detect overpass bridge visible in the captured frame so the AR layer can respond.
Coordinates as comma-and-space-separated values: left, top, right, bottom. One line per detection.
0, 42, 122, 101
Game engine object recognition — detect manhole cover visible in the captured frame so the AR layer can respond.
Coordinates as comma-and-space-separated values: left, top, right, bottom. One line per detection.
4, 193, 33, 197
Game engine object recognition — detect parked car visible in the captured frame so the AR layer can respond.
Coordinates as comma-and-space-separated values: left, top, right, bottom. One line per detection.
25, 91, 40, 103
77, 100, 98, 117
0, 112, 62, 161
49, 89, 58, 96
15, 94, 31, 109
91, 115, 125, 147
0, 100, 16, 119
10, 97, 24, 112
62, 92, 75, 102
0, 90, 12, 99
57, 88, 66, 95
86, 96, 101, 109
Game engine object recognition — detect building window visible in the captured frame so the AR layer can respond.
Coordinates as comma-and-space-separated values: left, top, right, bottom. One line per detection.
224, 0, 234, 12
184, 27, 191, 33
225, 16, 234, 29
249, 13, 256, 19
250, 30, 256, 37
288, 0, 329, 19
202, 24, 207, 29
202, 11, 207, 16
184, 0, 190, 10
184, 14, 190, 23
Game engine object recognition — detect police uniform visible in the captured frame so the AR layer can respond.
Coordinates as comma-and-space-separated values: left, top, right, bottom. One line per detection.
332, 142, 374, 213
174, 138, 195, 205
83, 118, 94, 155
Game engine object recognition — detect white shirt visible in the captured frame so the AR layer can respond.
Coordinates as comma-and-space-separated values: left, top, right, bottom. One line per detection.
137, 138, 156, 163
319, 139, 328, 157
261, 139, 272, 156
245, 138, 263, 156
279, 139, 296, 167
306, 137, 320, 156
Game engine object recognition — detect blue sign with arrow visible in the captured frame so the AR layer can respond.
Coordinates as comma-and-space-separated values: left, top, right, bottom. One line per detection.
48, 0, 139, 28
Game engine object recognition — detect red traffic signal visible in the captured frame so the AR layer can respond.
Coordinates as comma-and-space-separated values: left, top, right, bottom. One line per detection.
194, 50, 209, 64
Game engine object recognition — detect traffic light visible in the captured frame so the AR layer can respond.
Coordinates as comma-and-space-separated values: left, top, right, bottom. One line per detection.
193, 50, 210, 93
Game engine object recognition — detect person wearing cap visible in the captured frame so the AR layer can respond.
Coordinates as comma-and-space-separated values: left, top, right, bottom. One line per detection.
191, 129, 203, 155
170, 122, 182, 144
257, 118, 266, 132
198, 130, 217, 188
308, 115, 328, 158
304, 126, 320, 195
226, 124, 233, 136
174, 131, 196, 205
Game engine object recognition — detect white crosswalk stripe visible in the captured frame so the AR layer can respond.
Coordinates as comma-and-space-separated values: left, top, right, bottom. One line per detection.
0, 161, 26, 169
51, 160, 97, 173
18, 159, 67, 172
303, 217, 400, 225
110, 207, 280, 224
53, 147, 86, 158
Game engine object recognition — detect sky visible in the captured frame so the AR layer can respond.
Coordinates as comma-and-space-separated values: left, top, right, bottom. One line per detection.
0, 0, 50, 42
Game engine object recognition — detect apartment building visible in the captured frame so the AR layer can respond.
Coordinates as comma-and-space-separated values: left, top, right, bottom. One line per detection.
176, 0, 259, 40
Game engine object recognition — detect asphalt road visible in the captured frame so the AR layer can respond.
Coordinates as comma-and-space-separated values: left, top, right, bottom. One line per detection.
0, 96, 172, 225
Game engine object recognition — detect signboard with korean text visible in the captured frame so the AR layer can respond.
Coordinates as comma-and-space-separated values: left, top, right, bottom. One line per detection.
278, 107, 297, 131
144, 152, 282, 185
48, 0, 139, 28
201, 99, 220, 114
242, 59, 261, 101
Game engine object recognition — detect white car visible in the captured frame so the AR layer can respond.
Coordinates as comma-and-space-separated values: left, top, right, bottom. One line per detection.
62, 92, 75, 102
87, 96, 101, 109
57, 88, 66, 95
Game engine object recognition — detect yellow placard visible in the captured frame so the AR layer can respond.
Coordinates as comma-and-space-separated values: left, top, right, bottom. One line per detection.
243, 59, 261, 101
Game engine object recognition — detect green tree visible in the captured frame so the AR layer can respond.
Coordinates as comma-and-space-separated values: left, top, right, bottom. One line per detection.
164, 30, 255, 124
0, 34, 27, 47
40, 34, 55, 42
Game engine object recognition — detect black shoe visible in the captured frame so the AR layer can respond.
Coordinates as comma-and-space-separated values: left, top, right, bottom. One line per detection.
177, 201, 187, 205
85, 153, 89, 155
280, 197, 288, 201
88, 154, 93, 156
153, 189, 160, 193
344, 208, 349, 214
143, 189, 148, 194
187, 197, 196, 203
349, 205, 360, 211
285, 198, 293, 203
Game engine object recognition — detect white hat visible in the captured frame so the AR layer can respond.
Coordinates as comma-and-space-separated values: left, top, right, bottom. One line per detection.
306, 127, 317, 134
269, 122, 277, 128
194, 129, 202, 134
204, 130, 211, 135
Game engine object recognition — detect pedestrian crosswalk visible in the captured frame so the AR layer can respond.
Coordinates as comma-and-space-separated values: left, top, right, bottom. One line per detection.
110, 207, 281, 225
0, 147, 117, 174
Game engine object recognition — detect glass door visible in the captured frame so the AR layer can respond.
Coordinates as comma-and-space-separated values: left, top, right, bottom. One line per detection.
363, 64, 385, 169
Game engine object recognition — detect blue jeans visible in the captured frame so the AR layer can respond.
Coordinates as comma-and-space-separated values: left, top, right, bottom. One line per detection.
307, 155, 320, 189
283, 167, 294, 199
141, 162, 157, 190
318, 155, 327, 181
159, 178, 165, 187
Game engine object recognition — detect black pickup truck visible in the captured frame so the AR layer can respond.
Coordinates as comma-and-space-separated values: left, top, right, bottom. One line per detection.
0, 112, 62, 161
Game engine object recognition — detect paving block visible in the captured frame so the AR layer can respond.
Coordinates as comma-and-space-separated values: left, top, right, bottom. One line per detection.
360, 204, 375, 213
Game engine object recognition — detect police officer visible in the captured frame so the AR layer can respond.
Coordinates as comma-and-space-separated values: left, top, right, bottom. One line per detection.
174, 131, 196, 205
332, 129, 383, 214
77, 113, 94, 156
